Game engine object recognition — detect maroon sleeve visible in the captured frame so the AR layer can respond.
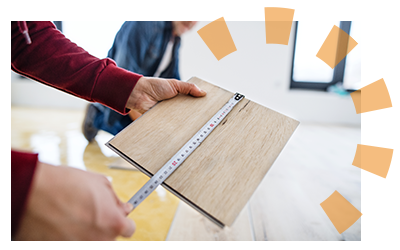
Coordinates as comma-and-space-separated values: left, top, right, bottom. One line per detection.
11, 21, 143, 114
11, 150, 38, 238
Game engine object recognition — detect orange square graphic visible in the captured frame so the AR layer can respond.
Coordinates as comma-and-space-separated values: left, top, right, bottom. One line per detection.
264, 7, 295, 21
317, 25, 358, 69
264, 7, 295, 45
320, 191, 362, 234
353, 144, 394, 178
350, 90, 361, 113
361, 77, 393, 113
197, 17, 237, 61
351, 78, 392, 114
265, 21, 292, 45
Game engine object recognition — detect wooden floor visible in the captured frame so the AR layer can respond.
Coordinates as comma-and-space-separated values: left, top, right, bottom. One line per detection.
166, 123, 361, 241
11, 106, 360, 241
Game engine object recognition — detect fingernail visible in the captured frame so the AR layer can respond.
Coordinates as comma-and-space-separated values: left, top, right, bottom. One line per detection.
126, 202, 134, 212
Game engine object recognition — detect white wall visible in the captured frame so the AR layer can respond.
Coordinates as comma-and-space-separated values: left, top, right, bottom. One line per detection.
11, 21, 360, 125
179, 21, 360, 125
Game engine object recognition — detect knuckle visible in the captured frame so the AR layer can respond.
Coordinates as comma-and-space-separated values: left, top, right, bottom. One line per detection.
181, 82, 193, 94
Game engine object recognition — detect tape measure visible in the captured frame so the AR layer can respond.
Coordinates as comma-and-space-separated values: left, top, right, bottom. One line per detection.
128, 92, 245, 209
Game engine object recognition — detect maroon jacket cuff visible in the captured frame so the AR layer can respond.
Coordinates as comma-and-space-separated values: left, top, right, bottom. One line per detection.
11, 150, 38, 238
11, 21, 143, 115
92, 64, 142, 114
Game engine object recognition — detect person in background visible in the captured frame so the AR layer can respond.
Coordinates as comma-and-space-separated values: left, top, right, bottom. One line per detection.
11, 21, 206, 240
82, 21, 197, 142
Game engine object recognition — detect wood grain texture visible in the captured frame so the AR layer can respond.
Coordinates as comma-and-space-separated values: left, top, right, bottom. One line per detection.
166, 124, 360, 240
107, 77, 299, 226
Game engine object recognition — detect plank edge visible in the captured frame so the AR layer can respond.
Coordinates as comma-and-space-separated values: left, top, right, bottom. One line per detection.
105, 141, 226, 228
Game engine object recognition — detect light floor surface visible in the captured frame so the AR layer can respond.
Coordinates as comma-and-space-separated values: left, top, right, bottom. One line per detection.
11, 106, 361, 241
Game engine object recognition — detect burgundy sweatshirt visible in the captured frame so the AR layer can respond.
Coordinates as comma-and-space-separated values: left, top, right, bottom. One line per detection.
11, 21, 143, 237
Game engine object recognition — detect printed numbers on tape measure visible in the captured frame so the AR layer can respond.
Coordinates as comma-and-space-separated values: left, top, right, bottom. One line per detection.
128, 93, 244, 210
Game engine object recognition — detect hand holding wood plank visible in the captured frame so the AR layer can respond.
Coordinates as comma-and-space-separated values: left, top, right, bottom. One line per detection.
126, 77, 207, 114
109, 77, 300, 227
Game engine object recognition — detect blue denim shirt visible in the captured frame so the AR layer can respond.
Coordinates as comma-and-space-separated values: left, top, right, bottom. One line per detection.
92, 21, 182, 135
107, 21, 181, 80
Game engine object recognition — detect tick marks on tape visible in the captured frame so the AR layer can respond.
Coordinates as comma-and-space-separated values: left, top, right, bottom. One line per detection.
128, 93, 245, 209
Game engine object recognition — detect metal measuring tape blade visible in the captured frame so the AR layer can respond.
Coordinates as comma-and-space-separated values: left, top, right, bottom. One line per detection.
128, 93, 245, 210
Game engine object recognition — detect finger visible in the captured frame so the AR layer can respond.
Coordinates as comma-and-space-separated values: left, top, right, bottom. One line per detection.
111, 191, 132, 216
103, 179, 132, 215
123, 202, 134, 215
119, 217, 136, 238
173, 81, 207, 97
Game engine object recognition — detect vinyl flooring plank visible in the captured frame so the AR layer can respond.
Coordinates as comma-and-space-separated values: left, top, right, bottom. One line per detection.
107, 77, 299, 226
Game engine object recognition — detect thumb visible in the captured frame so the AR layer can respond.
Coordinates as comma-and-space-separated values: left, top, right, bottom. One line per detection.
173, 80, 207, 97
119, 217, 136, 238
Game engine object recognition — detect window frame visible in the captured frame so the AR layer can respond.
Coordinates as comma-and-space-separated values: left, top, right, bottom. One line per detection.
290, 21, 352, 91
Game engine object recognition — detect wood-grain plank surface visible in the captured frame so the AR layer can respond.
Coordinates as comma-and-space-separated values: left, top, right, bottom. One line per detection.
108, 77, 299, 226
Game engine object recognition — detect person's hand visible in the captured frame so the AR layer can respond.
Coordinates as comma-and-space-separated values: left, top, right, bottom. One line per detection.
13, 162, 135, 240
126, 77, 207, 114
